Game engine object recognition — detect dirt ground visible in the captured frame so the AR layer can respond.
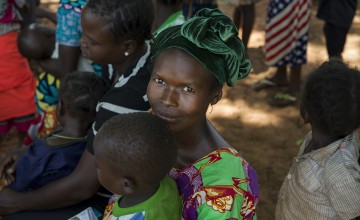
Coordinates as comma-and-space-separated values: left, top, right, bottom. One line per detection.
0, 1, 359, 219
215, 1, 360, 219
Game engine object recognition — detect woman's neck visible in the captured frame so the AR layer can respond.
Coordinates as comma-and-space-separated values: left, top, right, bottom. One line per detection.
113, 42, 147, 80
173, 119, 227, 168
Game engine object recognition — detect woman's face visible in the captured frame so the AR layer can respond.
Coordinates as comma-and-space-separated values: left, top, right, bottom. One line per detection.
80, 7, 126, 65
147, 49, 219, 133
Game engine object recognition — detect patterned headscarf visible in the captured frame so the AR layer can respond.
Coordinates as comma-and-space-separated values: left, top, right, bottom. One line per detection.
152, 8, 251, 87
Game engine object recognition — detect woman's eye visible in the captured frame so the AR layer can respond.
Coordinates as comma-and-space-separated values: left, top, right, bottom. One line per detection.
182, 86, 194, 93
154, 78, 165, 85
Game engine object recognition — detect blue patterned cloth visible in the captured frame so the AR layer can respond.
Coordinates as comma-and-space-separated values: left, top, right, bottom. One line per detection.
56, 0, 87, 46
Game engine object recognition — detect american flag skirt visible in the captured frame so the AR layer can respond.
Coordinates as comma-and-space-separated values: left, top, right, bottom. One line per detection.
264, 0, 311, 67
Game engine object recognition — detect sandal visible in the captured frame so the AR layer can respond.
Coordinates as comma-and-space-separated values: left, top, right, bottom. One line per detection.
251, 78, 287, 92
268, 92, 298, 107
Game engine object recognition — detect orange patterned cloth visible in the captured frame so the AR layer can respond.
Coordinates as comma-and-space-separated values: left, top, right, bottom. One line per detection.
0, 31, 36, 121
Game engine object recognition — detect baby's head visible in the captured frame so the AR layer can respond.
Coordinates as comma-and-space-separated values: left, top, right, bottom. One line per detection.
58, 71, 110, 127
301, 60, 360, 138
17, 24, 55, 60
93, 112, 177, 196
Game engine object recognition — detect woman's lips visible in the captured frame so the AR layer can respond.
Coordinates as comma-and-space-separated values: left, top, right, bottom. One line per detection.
155, 111, 180, 123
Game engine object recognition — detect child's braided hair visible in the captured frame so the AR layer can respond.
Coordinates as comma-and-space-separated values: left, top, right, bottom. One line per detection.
59, 72, 110, 125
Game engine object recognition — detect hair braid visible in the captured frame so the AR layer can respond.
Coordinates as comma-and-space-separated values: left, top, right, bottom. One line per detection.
86, 0, 154, 43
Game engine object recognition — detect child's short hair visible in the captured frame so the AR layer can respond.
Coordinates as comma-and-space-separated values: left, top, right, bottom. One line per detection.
86, 0, 154, 44
17, 24, 54, 60
301, 60, 360, 137
96, 112, 177, 185
59, 72, 110, 124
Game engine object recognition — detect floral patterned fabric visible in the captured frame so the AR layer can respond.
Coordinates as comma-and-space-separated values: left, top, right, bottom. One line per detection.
56, 0, 86, 46
168, 147, 258, 220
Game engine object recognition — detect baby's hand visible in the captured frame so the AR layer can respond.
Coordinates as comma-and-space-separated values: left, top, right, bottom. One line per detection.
29, 60, 44, 77
0, 165, 15, 189
0, 147, 26, 187
0, 174, 12, 191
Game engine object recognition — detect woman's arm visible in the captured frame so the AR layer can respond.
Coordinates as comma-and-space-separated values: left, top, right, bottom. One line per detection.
0, 150, 100, 215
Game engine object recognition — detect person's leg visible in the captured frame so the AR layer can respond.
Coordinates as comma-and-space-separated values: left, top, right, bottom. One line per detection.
323, 22, 350, 59
239, 3, 255, 51
233, 5, 241, 30
251, 66, 288, 91
269, 66, 287, 84
268, 66, 301, 107
288, 65, 301, 94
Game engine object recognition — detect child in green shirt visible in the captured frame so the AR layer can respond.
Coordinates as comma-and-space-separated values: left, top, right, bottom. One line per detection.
93, 113, 181, 220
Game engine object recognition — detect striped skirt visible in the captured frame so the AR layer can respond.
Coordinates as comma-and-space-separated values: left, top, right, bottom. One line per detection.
264, 0, 311, 67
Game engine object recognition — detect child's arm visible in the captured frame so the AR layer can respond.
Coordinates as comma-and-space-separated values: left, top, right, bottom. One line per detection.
0, 150, 100, 215
38, 45, 81, 79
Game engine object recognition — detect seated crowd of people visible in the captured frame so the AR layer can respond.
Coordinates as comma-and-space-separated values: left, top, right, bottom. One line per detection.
0, 0, 359, 219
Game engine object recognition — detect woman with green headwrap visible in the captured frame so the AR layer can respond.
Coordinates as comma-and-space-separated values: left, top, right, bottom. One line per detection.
147, 8, 259, 219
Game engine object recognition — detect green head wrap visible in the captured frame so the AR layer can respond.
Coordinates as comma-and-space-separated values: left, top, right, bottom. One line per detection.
152, 8, 251, 87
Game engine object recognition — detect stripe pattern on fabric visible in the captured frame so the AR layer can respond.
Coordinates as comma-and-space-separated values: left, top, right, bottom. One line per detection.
264, 0, 311, 67
91, 41, 151, 137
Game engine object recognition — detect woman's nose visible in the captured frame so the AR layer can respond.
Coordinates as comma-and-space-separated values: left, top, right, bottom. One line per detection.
161, 87, 178, 107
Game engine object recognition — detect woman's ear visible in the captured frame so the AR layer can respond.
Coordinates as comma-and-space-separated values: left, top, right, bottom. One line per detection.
122, 177, 136, 195
123, 39, 137, 56
210, 88, 223, 105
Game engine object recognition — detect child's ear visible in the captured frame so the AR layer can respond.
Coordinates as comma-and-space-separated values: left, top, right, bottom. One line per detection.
210, 88, 223, 105
300, 104, 309, 124
122, 177, 136, 195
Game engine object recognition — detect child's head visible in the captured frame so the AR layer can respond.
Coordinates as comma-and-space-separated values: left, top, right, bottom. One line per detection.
301, 60, 360, 138
93, 112, 177, 196
81, 0, 154, 64
58, 72, 110, 127
17, 24, 55, 60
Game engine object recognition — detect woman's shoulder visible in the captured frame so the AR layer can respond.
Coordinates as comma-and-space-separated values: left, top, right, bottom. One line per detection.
196, 147, 252, 165
173, 147, 256, 175
170, 148, 259, 219
198, 148, 257, 180
171, 147, 258, 194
